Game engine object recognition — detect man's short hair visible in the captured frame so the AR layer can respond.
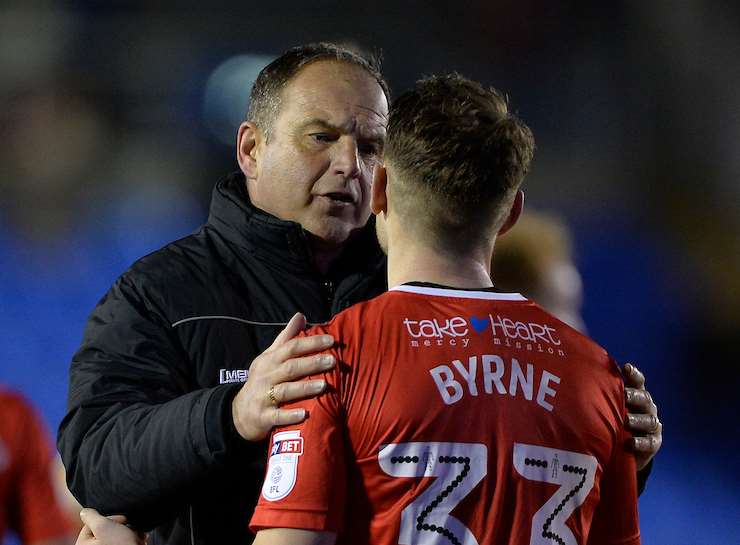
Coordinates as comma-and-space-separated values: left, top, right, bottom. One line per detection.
384, 74, 535, 242
247, 42, 390, 140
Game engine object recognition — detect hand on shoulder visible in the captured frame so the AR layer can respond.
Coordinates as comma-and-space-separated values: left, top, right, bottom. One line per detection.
76, 508, 147, 545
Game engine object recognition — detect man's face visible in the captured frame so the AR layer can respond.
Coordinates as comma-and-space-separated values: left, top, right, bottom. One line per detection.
248, 61, 388, 246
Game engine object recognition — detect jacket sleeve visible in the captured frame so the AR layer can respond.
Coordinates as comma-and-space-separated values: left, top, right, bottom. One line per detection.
57, 272, 250, 530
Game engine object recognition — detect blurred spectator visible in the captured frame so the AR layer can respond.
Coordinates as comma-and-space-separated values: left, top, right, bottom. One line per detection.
0, 387, 76, 545
0, 83, 113, 243
493, 210, 585, 332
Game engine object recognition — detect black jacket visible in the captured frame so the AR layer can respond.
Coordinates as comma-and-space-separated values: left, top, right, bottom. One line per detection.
58, 172, 387, 544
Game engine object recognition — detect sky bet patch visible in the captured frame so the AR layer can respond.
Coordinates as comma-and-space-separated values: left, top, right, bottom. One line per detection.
262, 430, 304, 501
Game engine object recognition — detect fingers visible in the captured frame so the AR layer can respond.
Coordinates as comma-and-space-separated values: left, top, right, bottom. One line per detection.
630, 426, 662, 470
272, 379, 327, 405
77, 525, 94, 544
79, 508, 145, 545
276, 333, 335, 361
271, 313, 307, 346
623, 362, 646, 389
622, 363, 662, 469
274, 353, 336, 384
83, 521, 145, 545
231, 352, 334, 442
632, 433, 662, 454
232, 321, 336, 442
271, 407, 308, 428
625, 388, 657, 415
80, 508, 108, 533
80, 507, 101, 524
627, 413, 662, 434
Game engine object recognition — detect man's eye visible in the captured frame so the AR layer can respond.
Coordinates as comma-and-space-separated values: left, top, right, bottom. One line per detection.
358, 143, 379, 156
310, 133, 334, 143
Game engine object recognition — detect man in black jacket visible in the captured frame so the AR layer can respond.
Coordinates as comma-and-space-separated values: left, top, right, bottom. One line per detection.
59, 43, 662, 545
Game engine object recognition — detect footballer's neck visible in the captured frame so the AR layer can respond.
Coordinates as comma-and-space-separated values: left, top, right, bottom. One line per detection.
386, 236, 495, 291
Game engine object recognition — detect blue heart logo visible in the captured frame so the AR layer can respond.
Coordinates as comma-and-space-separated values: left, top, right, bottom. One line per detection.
470, 316, 489, 333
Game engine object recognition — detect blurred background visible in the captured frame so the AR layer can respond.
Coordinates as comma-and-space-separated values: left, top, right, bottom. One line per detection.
0, 1, 738, 543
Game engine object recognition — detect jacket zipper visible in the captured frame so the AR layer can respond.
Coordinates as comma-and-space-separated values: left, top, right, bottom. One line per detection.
322, 279, 335, 307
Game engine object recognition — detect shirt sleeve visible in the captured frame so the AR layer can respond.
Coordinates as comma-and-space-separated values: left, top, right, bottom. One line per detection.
587, 378, 641, 545
250, 324, 347, 534
9, 395, 75, 543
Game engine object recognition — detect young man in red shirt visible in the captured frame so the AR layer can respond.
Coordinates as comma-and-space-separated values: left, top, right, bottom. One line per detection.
0, 389, 76, 545
249, 74, 641, 545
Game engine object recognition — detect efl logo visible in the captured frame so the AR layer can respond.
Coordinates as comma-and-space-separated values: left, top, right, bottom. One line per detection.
263, 430, 303, 501
270, 437, 304, 457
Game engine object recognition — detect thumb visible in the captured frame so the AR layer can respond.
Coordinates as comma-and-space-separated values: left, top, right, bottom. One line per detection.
623, 362, 646, 389
80, 508, 123, 534
80, 508, 101, 527
271, 312, 306, 347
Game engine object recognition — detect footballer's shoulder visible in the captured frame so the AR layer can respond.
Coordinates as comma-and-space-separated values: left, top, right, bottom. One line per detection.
531, 302, 620, 382
316, 291, 395, 347
330, 290, 396, 325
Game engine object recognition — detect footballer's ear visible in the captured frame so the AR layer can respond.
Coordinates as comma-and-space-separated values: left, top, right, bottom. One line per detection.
371, 164, 388, 216
237, 121, 263, 180
498, 190, 524, 236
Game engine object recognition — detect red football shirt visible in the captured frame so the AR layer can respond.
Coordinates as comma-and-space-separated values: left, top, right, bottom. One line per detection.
251, 285, 640, 545
0, 389, 75, 543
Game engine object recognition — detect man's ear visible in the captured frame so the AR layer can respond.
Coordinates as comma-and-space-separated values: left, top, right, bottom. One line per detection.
371, 164, 388, 216
236, 121, 263, 179
498, 189, 524, 236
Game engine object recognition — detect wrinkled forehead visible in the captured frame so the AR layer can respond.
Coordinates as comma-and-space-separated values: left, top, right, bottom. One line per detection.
279, 61, 388, 133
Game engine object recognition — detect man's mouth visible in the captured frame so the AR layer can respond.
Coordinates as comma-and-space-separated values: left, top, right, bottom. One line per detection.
321, 192, 355, 205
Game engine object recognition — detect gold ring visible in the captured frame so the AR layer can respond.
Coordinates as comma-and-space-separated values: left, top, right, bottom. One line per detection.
268, 385, 278, 407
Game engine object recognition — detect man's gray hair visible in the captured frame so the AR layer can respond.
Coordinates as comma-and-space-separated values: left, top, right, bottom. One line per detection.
247, 42, 390, 140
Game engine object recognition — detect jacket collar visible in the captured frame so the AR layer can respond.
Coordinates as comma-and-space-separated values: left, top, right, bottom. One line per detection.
206, 171, 384, 277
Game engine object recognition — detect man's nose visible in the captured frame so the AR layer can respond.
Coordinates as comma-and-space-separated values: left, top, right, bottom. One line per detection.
332, 137, 361, 179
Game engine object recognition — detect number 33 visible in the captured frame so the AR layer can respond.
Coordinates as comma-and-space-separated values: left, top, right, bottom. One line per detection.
379, 442, 597, 545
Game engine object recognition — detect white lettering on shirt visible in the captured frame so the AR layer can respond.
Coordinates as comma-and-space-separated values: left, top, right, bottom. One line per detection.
429, 354, 561, 412
429, 365, 464, 405
452, 357, 479, 396
537, 371, 561, 412
509, 358, 533, 401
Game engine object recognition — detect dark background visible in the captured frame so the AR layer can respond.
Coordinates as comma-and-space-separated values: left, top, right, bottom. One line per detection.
1, 2, 738, 543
